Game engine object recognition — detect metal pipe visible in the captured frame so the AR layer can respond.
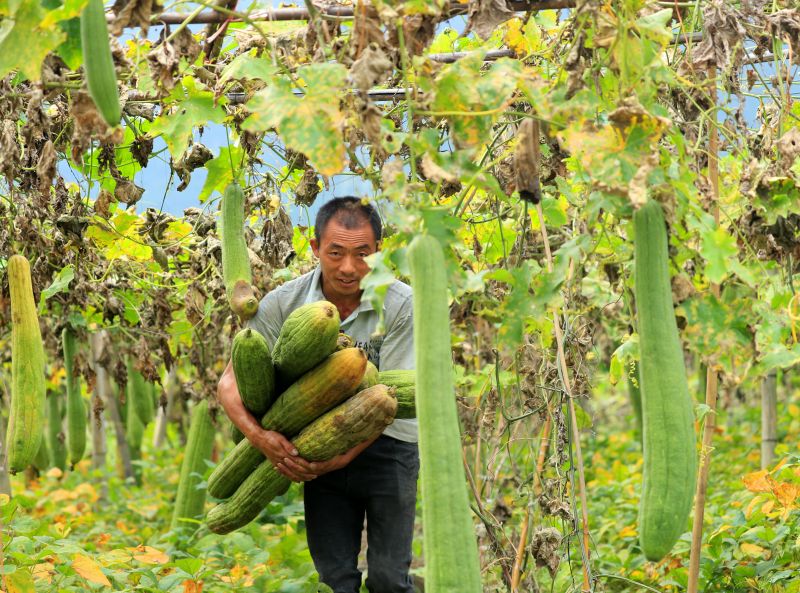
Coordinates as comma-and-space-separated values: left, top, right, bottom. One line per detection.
115, 1, 577, 26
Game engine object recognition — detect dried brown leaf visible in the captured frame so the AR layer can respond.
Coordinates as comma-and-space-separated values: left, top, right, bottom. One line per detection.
111, 0, 157, 36
37, 139, 56, 198
115, 179, 145, 206
174, 143, 213, 191
349, 43, 393, 94
467, 0, 515, 40
529, 527, 561, 577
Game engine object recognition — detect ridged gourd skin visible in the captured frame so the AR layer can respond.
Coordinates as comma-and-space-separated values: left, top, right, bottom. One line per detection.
272, 301, 341, 383
207, 347, 367, 499
80, 0, 121, 126
63, 327, 87, 466
125, 368, 146, 473
408, 235, 482, 593
6, 255, 46, 474
357, 361, 379, 391
171, 400, 216, 532
127, 407, 144, 484
206, 384, 397, 534
220, 183, 259, 321
33, 437, 50, 471
377, 370, 416, 419
634, 200, 697, 562
127, 359, 154, 426
126, 406, 144, 450
47, 390, 68, 471
232, 328, 276, 415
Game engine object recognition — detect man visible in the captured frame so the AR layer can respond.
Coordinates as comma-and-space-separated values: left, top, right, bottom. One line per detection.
217, 197, 418, 593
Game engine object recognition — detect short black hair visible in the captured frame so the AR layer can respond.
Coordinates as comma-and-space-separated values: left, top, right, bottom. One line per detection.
314, 196, 382, 244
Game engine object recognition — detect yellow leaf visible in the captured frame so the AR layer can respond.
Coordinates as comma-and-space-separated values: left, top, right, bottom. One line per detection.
708, 524, 732, 541
116, 520, 136, 534
74, 483, 99, 501
619, 525, 637, 538
770, 456, 789, 473
742, 470, 773, 492
183, 579, 203, 593
745, 495, 764, 519
0, 493, 10, 506
72, 554, 112, 586
32, 561, 56, 583
131, 545, 169, 564
4, 569, 35, 593
50, 489, 77, 502
504, 18, 527, 54
740, 542, 769, 559
761, 499, 775, 515
99, 549, 134, 566
789, 403, 800, 418
45, 467, 63, 479
774, 482, 800, 507
49, 367, 66, 384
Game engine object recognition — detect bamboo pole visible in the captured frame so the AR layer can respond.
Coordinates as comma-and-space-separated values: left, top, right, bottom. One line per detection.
687, 64, 721, 593
510, 504, 531, 592
761, 371, 778, 470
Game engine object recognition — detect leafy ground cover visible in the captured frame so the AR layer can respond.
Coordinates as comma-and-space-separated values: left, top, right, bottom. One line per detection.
2, 375, 798, 593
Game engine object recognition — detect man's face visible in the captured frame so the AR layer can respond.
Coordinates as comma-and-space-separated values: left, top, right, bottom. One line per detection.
311, 217, 378, 298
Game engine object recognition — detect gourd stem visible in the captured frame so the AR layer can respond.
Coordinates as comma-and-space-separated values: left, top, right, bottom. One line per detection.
535, 203, 593, 592
687, 64, 721, 593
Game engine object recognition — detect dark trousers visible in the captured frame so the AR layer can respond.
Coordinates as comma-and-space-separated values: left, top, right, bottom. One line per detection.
304, 435, 419, 593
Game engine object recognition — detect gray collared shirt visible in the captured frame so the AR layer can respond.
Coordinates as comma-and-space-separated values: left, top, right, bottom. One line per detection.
247, 266, 418, 442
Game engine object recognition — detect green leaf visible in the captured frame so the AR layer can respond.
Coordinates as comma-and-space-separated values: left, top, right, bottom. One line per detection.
149, 78, 226, 160
54, 17, 82, 70
572, 403, 593, 430
219, 51, 276, 84
243, 63, 347, 175
760, 343, 800, 371
694, 403, 713, 422
0, 1, 64, 81
635, 8, 673, 43
700, 226, 738, 284
483, 219, 516, 265
361, 251, 398, 335
420, 207, 462, 248
432, 55, 521, 149
199, 145, 245, 202
41, 0, 88, 25
531, 235, 589, 308
486, 262, 539, 348
38, 265, 75, 313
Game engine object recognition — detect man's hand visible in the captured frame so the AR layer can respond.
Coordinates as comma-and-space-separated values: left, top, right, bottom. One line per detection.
306, 451, 350, 476
248, 429, 318, 482
305, 435, 380, 478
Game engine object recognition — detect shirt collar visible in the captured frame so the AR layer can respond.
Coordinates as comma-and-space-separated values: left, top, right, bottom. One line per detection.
304, 266, 375, 314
